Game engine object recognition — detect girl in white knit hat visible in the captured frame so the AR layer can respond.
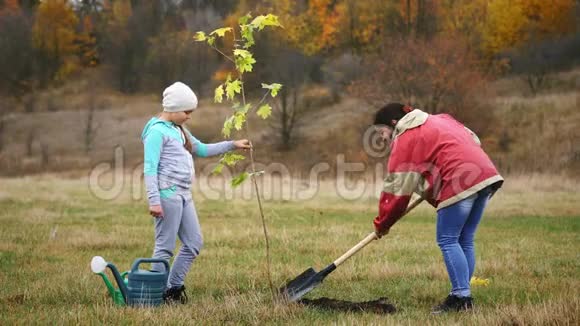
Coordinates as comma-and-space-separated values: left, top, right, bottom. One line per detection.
141, 82, 250, 304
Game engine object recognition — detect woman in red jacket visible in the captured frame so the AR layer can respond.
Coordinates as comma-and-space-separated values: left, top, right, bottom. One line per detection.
373, 103, 503, 314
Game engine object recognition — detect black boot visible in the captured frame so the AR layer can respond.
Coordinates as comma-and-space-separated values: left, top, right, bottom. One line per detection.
163, 285, 188, 304
431, 295, 473, 314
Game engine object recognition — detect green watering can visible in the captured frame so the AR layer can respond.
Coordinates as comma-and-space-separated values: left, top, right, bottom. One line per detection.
91, 256, 169, 307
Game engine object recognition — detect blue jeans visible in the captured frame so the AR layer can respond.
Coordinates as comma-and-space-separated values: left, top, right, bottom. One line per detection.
436, 187, 492, 297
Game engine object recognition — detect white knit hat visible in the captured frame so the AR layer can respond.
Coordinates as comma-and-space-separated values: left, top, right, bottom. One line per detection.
162, 82, 198, 112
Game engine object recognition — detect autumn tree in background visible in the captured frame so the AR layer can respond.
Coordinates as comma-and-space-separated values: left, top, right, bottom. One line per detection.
101, 0, 187, 93
99, 0, 225, 94
252, 41, 323, 149
270, 0, 344, 56
75, 0, 103, 67
350, 36, 492, 135
521, 0, 576, 39
269, 0, 413, 54
508, 34, 580, 95
18, 0, 40, 12
0, 0, 31, 152
397, 0, 438, 39
338, 0, 404, 54
32, 0, 80, 84
481, 0, 576, 57
144, 1, 189, 89
480, 0, 576, 93
147, 31, 197, 90
145, 1, 222, 94
0, 0, 34, 97
100, 0, 149, 93
438, 0, 488, 52
1, 0, 19, 11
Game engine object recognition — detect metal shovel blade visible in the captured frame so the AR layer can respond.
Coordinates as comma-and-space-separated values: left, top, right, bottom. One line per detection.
279, 264, 336, 302
279, 268, 319, 302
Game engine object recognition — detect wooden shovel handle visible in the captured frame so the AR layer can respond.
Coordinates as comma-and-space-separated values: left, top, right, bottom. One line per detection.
405, 195, 424, 214
332, 196, 424, 267
333, 232, 377, 266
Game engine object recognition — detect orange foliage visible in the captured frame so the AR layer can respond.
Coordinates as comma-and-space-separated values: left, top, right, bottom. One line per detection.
482, 0, 576, 56
270, 0, 345, 55
351, 37, 487, 113
1, 0, 20, 11
32, 0, 80, 80
439, 0, 488, 47
338, 0, 400, 52
523, 0, 576, 37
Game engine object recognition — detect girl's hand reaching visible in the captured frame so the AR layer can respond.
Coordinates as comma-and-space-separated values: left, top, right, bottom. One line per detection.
234, 139, 251, 150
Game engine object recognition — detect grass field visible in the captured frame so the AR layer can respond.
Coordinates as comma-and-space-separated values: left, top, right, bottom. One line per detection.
0, 174, 578, 324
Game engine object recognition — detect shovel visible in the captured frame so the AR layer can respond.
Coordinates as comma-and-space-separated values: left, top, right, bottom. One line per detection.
280, 196, 424, 302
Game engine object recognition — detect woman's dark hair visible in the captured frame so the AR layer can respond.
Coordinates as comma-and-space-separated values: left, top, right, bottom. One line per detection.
374, 102, 413, 127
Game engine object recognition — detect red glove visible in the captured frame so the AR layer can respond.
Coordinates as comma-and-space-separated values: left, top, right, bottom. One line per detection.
374, 191, 411, 236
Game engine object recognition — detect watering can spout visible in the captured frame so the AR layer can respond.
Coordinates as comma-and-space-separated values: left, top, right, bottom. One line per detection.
106, 262, 129, 304
91, 256, 129, 305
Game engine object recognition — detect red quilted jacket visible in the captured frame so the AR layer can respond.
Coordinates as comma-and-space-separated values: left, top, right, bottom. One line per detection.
374, 109, 503, 233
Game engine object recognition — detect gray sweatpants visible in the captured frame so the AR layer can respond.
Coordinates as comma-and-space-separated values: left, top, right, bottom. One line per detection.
151, 188, 203, 288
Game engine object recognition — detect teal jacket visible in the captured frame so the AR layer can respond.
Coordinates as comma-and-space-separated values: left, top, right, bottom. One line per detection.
141, 117, 235, 206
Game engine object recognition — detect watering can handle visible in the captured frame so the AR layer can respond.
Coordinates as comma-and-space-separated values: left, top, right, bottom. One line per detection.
131, 258, 170, 273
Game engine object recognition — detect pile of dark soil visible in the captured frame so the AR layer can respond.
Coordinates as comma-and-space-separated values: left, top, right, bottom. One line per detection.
298, 297, 396, 314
